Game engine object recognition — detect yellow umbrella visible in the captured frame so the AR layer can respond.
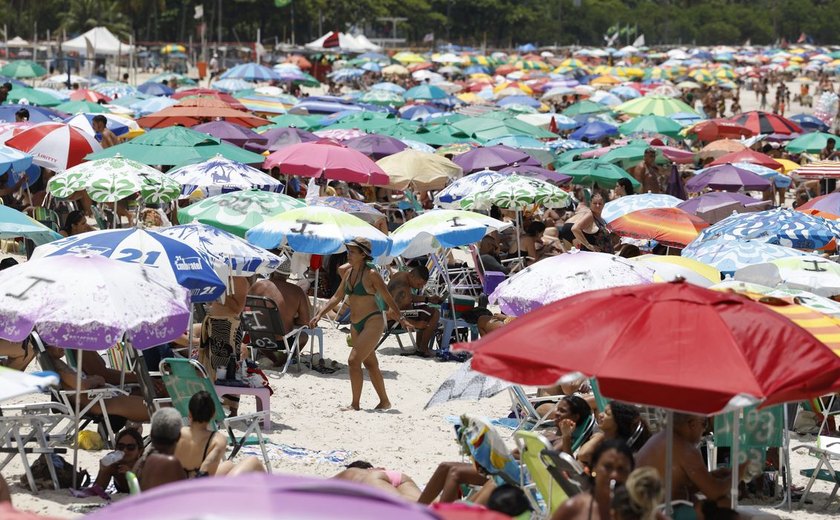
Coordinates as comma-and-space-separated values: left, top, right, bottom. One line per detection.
632, 255, 722, 286
590, 75, 622, 86
377, 149, 463, 191
493, 81, 533, 95
558, 58, 587, 69
392, 52, 426, 64
382, 64, 410, 76
774, 158, 800, 174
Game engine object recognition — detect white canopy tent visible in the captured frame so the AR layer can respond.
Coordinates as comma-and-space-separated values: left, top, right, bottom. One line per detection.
305, 31, 381, 53
62, 27, 133, 56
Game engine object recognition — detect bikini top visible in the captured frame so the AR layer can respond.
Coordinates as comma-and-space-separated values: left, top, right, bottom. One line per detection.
183, 433, 214, 478
344, 263, 377, 296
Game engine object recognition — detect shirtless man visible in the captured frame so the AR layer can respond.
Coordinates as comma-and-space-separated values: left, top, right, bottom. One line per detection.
387, 265, 441, 357
632, 149, 664, 194
636, 412, 746, 506
91, 115, 118, 149
248, 269, 310, 366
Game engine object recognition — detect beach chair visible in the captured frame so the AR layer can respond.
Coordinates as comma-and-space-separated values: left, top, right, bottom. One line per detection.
30, 207, 61, 233
540, 449, 589, 498
794, 435, 840, 509
240, 295, 323, 374
508, 385, 559, 433
468, 245, 506, 296
458, 414, 521, 486
514, 431, 570, 516
157, 358, 271, 471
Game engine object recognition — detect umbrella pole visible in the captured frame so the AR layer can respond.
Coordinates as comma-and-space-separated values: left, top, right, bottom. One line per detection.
112, 201, 118, 229
730, 410, 741, 510
187, 303, 195, 351
72, 349, 83, 489
312, 268, 319, 315
664, 409, 674, 517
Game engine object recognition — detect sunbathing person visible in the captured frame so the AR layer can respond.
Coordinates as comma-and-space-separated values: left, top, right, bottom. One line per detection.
249, 268, 311, 367
387, 265, 441, 357
0, 338, 35, 371
636, 412, 747, 506
576, 402, 652, 468
550, 440, 635, 520
174, 391, 265, 477
93, 428, 143, 494
135, 408, 187, 491
333, 460, 421, 501
543, 395, 594, 457
476, 313, 515, 337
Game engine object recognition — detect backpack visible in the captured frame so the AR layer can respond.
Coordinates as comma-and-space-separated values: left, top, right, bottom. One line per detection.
23, 454, 90, 490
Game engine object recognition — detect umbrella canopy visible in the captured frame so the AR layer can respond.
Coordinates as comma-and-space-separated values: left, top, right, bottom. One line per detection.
0, 143, 32, 173
32, 228, 227, 302
6, 122, 101, 171
0, 254, 190, 349
424, 359, 511, 409
497, 164, 571, 184
682, 238, 817, 275
569, 121, 619, 141
797, 192, 840, 218
55, 100, 109, 114
686, 164, 773, 192
178, 189, 305, 238
0, 366, 59, 403
220, 63, 281, 82
451, 116, 556, 141
314, 196, 384, 224
138, 82, 174, 96
608, 207, 709, 247
404, 84, 449, 101
490, 250, 654, 316
0, 205, 62, 245
246, 205, 391, 256
434, 170, 506, 209
631, 255, 721, 287
65, 113, 141, 138
459, 174, 571, 211
452, 145, 536, 174
728, 111, 802, 135
734, 256, 840, 298
618, 115, 683, 138
68, 89, 111, 103
264, 141, 389, 185
378, 149, 462, 191
192, 121, 268, 148
344, 134, 408, 160
792, 161, 840, 180
0, 105, 66, 123
785, 132, 837, 154
137, 106, 270, 129
251, 127, 319, 153
555, 159, 641, 189
601, 193, 683, 224
0, 60, 46, 78
48, 155, 181, 204
687, 120, 754, 141
389, 210, 510, 258
708, 149, 782, 170
698, 139, 747, 160
459, 281, 840, 414
613, 95, 697, 117
790, 114, 829, 132
85, 126, 266, 166
677, 192, 770, 224
168, 156, 283, 198
561, 100, 610, 117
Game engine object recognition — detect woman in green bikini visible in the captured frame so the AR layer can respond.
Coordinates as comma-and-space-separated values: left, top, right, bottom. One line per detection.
310, 237, 407, 411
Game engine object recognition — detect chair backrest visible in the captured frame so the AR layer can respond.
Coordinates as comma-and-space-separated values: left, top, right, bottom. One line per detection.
31, 207, 60, 233
571, 414, 595, 454
241, 295, 286, 350
539, 449, 589, 498
158, 358, 225, 430
509, 386, 541, 422
515, 431, 569, 513
458, 414, 521, 485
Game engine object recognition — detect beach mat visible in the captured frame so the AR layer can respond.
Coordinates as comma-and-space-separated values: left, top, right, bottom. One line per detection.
238, 442, 352, 465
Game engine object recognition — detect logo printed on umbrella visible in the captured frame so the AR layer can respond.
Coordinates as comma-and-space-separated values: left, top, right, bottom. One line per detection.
802, 259, 828, 272
291, 219, 322, 235
6, 276, 55, 300
448, 216, 465, 228
174, 256, 204, 271
67, 245, 112, 256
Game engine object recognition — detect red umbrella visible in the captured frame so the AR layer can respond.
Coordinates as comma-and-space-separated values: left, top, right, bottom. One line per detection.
263, 140, 390, 185
69, 88, 112, 103
607, 207, 709, 247
136, 106, 270, 129
708, 149, 782, 170
457, 281, 840, 415
727, 110, 802, 135
688, 119, 754, 141
170, 88, 247, 110
6, 122, 101, 171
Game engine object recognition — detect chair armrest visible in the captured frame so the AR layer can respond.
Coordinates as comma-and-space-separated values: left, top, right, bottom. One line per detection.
223, 410, 269, 429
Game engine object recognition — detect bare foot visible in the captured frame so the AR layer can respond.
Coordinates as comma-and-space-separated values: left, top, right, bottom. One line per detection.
340, 404, 360, 411
374, 401, 392, 410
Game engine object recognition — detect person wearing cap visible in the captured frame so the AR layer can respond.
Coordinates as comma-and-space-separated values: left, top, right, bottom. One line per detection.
309, 237, 405, 411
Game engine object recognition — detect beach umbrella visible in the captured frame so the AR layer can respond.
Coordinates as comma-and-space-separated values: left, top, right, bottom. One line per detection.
147, 72, 196, 86
548, 138, 596, 152
561, 100, 610, 117
688, 208, 839, 251
0, 60, 46, 78
618, 115, 683, 138
713, 280, 840, 319
459, 174, 571, 211
708, 149, 781, 170
264, 141, 389, 185
266, 114, 324, 131
85, 126, 266, 166
314, 196, 384, 224
613, 95, 697, 117
677, 192, 771, 224
601, 193, 683, 224
246, 205, 390, 257
168, 156, 283, 198
452, 116, 556, 141
797, 192, 840, 218
378, 149, 462, 191
727, 111, 802, 135
608, 207, 709, 247
631, 255, 721, 287
790, 114, 829, 132
64, 112, 139, 138
68, 89, 111, 103
6, 87, 63, 107
498, 163, 571, 184
220, 63, 281, 82
191, 121, 268, 148
344, 134, 408, 160
434, 170, 506, 209
158, 223, 283, 277
55, 100, 109, 114
93, 82, 138, 99
0, 204, 61, 245
404, 84, 449, 101
490, 250, 654, 316
0, 143, 32, 173
424, 359, 512, 409
734, 257, 840, 298
686, 164, 772, 192
687, 120, 754, 141
137, 105, 270, 129
234, 93, 291, 115
160, 44, 186, 54
388, 209, 510, 258
683, 238, 817, 276
399, 104, 442, 121
252, 127, 318, 153
785, 132, 837, 154
358, 90, 405, 107
48, 155, 181, 206
792, 161, 840, 181
84, 473, 439, 520
130, 95, 179, 116
452, 145, 536, 174
138, 82, 174, 96
5, 122, 101, 171
0, 105, 66, 123
697, 139, 747, 160
569, 121, 619, 141
211, 78, 255, 93
372, 82, 406, 94
178, 189, 304, 238
32, 228, 227, 302
0, 366, 59, 403
458, 281, 840, 415
555, 159, 641, 189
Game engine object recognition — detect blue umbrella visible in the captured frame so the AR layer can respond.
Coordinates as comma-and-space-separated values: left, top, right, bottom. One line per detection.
64, 113, 133, 137
0, 104, 66, 123
360, 62, 381, 73
497, 95, 541, 109
0, 145, 32, 174
405, 84, 448, 101
32, 228, 227, 302
371, 82, 406, 94
669, 112, 705, 126
464, 65, 490, 75
434, 170, 506, 208
211, 78, 254, 93
138, 82, 174, 96
688, 208, 838, 251
570, 121, 619, 141
93, 82, 139, 99
0, 204, 61, 245
790, 114, 829, 132
610, 86, 641, 100
328, 68, 366, 83
130, 96, 179, 116
4, 162, 40, 189
682, 237, 816, 276
220, 62, 281, 82
547, 138, 595, 151
400, 104, 443, 121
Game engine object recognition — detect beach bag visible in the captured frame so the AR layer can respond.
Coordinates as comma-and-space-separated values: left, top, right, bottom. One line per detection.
24, 454, 89, 490
241, 359, 274, 396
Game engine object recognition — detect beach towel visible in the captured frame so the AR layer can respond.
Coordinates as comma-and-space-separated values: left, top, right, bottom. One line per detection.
238, 441, 352, 466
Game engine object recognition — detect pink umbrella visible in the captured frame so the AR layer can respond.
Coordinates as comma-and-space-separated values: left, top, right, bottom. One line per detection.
263, 140, 390, 185
0, 121, 34, 144
314, 128, 367, 141
6, 122, 101, 171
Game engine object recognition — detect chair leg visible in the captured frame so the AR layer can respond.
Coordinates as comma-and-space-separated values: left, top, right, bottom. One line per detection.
34, 421, 61, 491
11, 426, 39, 493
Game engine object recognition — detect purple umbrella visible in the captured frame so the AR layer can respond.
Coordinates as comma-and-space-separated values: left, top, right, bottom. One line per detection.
678, 192, 771, 224
453, 145, 538, 174
248, 127, 318, 153
685, 164, 772, 192
665, 164, 687, 200
498, 164, 572, 184
85, 474, 439, 520
192, 121, 268, 149
344, 134, 408, 160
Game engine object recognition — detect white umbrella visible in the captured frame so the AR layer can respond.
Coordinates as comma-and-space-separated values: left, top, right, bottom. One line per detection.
0, 366, 59, 402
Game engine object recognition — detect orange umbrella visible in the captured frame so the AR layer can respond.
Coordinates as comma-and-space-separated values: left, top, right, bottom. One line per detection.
137, 106, 271, 129
709, 149, 782, 170
171, 88, 246, 108
176, 96, 237, 110
697, 139, 747, 160
608, 207, 709, 247
285, 54, 312, 70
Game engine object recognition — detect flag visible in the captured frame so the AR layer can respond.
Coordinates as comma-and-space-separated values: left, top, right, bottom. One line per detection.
632, 34, 645, 47
84, 36, 94, 57
322, 31, 340, 48
423, 32, 435, 43
194, 5, 203, 18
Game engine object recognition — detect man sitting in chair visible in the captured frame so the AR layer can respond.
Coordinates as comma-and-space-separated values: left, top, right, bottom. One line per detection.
249, 267, 310, 367
387, 265, 441, 358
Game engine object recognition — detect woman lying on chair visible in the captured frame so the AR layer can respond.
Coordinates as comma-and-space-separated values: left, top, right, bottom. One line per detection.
576, 402, 652, 469
174, 391, 265, 477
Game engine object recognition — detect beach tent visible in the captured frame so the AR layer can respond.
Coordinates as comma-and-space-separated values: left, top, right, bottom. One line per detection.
62, 27, 133, 56
305, 31, 380, 53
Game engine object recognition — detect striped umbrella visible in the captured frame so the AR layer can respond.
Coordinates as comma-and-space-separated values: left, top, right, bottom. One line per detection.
683, 238, 816, 276
608, 207, 709, 247
601, 193, 683, 224
235, 94, 291, 115
0, 204, 61, 245
178, 189, 305, 238
48, 156, 181, 204
727, 111, 802, 135
220, 63, 280, 82
614, 95, 698, 117
0, 60, 46, 79
792, 161, 840, 180
632, 255, 722, 287
5, 122, 101, 171
64, 112, 140, 138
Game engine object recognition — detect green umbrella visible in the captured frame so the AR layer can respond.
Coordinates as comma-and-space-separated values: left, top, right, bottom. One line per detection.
459, 175, 571, 210
562, 100, 610, 117
326, 112, 401, 132
452, 116, 556, 142
56, 100, 109, 114
614, 95, 698, 117
293, 72, 321, 87
48, 155, 181, 204
618, 115, 684, 138
178, 189, 305, 237
86, 126, 266, 166
391, 124, 475, 146
555, 159, 641, 189
553, 148, 594, 167
265, 114, 323, 131
0, 60, 46, 78
427, 113, 468, 125
148, 72, 197, 85
600, 144, 670, 167
785, 132, 837, 154
358, 90, 405, 107
6, 87, 62, 107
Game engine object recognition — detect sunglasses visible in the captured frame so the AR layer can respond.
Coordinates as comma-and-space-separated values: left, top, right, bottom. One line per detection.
117, 443, 138, 451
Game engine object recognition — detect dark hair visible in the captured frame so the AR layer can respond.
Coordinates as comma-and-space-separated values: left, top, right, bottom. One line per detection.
92, 114, 108, 126
116, 427, 143, 448
591, 439, 635, 474
829, 138, 836, 146
346, 460, 374, 469
616, 178, 635, 195
15, 108, 28, 120
489, 205, 502, 220
62, 210, 86, 233
609, 402, 652, 452
0, 257, 18, 270
411, 264, 430, 281
3, 82, 12, 91
487, 484, 532, 516
188, 391, 216, 423
563, 394, 591, 425
525, 221, 546, 237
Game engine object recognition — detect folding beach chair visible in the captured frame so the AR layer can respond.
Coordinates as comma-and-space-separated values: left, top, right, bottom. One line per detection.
458, 414, 521, 486
540, 448, 588, 499
794, 435, 840, 509
240, 295, 323, 374
157, 358, 271, 471
514, 430, 570, 516
508, 385, 559, 433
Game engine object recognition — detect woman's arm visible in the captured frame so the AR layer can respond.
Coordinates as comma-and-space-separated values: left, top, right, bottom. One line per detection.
571, 212, 599, 251
309, 269, 350, 327
370, 270, 407, 324
201, 433, 228, 476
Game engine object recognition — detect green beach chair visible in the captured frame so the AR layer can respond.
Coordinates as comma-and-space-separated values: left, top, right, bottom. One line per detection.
158, 358, 271, 472
514, 430, 569, 516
